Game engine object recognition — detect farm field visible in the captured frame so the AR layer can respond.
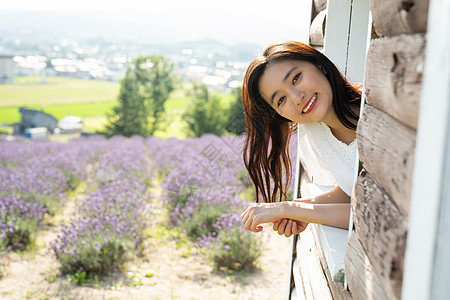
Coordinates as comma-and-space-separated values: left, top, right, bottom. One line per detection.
0, 134, 294, 299
0, 76, 119, 107
0, 76, 234, 138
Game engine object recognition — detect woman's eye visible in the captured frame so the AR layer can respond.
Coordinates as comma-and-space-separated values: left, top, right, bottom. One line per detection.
278, 96, 286, 107
293, 72, 302, 84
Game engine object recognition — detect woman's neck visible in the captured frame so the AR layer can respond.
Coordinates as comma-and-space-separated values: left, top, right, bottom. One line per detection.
328, 124, 356, 145
323, 103, 359, 145
324, 108, 358, 145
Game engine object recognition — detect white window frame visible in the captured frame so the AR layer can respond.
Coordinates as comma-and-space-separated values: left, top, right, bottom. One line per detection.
313, 0, 371, 283
319, 0, 371, 286
402, 0, 450, 299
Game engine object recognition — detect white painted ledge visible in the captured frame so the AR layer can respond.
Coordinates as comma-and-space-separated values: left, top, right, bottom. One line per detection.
313, 224, 347, 282
303, 182, 348, 283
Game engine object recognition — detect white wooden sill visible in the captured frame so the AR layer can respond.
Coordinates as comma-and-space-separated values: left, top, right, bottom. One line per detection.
301, 182, 348, 283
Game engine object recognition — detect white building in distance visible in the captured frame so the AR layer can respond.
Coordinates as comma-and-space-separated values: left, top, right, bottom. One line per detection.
0, 55, 14, 83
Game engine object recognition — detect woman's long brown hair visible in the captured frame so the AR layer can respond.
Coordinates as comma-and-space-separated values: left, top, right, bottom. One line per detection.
242, 41, 361, 203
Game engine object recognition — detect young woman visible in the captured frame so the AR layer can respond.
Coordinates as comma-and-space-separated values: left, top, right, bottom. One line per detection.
240, 41, 361, 237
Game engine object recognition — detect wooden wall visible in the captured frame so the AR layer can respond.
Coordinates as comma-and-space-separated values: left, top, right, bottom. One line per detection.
293, 1, 430, 299
309, 0, 326, 49
345, 1, 429, 300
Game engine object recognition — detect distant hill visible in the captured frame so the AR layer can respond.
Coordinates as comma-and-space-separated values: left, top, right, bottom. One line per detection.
0, 9, 306, 46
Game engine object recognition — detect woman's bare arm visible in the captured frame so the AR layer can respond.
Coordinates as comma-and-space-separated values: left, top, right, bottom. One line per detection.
296, 185, 351, 204
242, 186, 351, 232
281, 201, 350, 229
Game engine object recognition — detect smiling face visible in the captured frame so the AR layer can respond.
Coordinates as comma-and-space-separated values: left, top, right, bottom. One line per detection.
258, 59, 337, 126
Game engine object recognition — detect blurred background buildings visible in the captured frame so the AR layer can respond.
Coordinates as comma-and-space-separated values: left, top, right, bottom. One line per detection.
0, 2, 309, 92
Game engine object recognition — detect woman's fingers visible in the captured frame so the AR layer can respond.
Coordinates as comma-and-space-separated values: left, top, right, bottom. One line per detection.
244, 216, 256, 231
291, 220, 300, 235
284, 219, 293, 237
242, 209, 260, 232
241, 205, 255, 230
294, 221, 308, 234
241, 202, 284, 233
277, 218, 288, 235
241, 212, 250, 228
272, 219, 282, 231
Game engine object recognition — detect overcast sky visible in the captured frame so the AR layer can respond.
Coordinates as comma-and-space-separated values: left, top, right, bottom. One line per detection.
0, 0, 310, 45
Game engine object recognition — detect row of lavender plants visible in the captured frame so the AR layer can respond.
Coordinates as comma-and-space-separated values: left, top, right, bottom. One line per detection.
51, 136, 153, 275
0, 136, 105, 250
147, 134, 264, 271
1, 132, 296, 274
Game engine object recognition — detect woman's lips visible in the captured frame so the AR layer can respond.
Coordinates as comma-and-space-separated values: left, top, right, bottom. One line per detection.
302, 93, 317, 114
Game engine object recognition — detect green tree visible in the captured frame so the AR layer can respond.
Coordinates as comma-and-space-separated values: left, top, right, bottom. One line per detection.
103, 55, 177, 137
225, 87, 245, 135
183, 82, 228, 137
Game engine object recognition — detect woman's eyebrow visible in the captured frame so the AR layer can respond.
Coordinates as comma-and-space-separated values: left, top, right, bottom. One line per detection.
270, 67, 297, 105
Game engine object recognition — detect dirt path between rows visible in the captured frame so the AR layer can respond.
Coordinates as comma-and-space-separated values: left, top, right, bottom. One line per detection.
0, 184, 293, 300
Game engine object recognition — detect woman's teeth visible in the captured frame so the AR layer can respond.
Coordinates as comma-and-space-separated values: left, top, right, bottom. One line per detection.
302, 94, 317, 113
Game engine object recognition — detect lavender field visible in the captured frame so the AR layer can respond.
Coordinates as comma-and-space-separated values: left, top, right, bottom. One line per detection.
0, 133, 297, 298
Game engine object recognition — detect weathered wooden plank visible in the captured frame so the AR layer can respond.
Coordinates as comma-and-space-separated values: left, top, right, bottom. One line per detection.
401, 0, 450, 298
312, 0, 326, 19
356, 104, 416, 214
294, 242, 314, 300
292, 257, 307, 300
310, 10, 326, 46
352, 170, 407, 300
365, 34, 425, 129
297, 227, 333, 300
345, 231, 391, 300
370, 0, 429, 36
309, 226, 353, 300
313, 0, 326, 12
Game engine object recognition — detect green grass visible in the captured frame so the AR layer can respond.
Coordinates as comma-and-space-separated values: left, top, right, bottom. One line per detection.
82, 115, 109, 132
164, 97, 191, 110
156, 92, 233, 139
0, 102, 116, 123
0, 76, 235, 139
0, 76, 119, 107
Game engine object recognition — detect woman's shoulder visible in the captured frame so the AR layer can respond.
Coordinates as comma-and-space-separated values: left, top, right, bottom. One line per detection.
298, 122, 357, 195
297, 122, 324, 135
299, 122, 356, 147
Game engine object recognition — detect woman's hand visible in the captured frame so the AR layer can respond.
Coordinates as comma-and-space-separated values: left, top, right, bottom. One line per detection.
272, 218, 308, 237
272, 198, 309, 237
241, 202, 284, 233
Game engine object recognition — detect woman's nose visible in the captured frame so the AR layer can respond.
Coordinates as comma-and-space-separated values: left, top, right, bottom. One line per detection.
289, 89, 306, 106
